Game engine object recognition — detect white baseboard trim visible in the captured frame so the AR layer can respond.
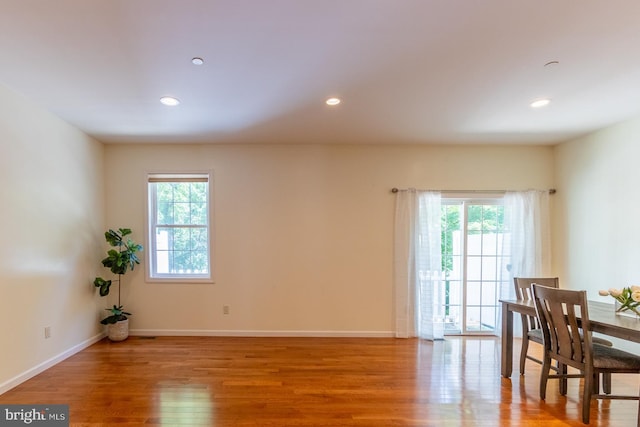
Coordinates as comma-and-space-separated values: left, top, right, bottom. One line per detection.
0, 332, 106, 395
131, 329, 395, 338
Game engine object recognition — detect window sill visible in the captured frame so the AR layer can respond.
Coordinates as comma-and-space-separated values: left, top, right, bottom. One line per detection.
146, 277, 215, 284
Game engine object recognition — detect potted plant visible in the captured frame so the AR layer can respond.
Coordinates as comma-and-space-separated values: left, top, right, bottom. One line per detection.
93, 228, 143, 341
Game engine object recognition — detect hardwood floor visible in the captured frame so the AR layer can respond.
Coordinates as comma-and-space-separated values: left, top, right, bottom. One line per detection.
0, 336, 638, 426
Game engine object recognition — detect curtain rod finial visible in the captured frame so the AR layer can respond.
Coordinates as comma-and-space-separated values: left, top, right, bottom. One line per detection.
391, 188, 399, 193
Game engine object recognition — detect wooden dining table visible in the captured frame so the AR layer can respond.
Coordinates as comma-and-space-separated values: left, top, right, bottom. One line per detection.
500, 298, 640, 378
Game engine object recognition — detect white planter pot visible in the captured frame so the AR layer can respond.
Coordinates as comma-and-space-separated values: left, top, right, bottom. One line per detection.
107, 318, 129, 342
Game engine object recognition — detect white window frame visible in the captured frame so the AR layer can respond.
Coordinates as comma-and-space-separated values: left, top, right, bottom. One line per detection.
146, 172, 214, 283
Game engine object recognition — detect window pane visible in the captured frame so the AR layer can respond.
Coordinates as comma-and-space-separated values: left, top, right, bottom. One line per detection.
480, 307, 497, 331
173, 228, 190, 250
157, 183, 174, 202
444, 258, 462, 281
156, 228, 169, 250
191, 202, 207, 224
172, 250, 190, 271
155, 250, 170, 274
481, 281, 497, 305
441, 205, 462, 266
466, 306, 481, 331
171, 202, 189, 225
466, 256, 481, 280
190, 183, 207, 202
466, 281, 481, 305
157, 202, 174, 224
467, 232, 482, 255
481, 206, 498, 231
445, 280, 462, 308
481, 256, 498, 280
444, 305, 461, 333
481, 233, 498, 253
191, 251, 209, 272
173, 184, 189, 202
467, 205, 482, 230
191, 228, 208, 250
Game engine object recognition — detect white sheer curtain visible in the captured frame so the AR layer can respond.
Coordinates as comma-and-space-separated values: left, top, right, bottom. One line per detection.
499, 190, 551, 299
394, 190, 443, 340
498, 190, 551, 335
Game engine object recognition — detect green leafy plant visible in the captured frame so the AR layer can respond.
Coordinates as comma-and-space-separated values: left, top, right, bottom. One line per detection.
93, 228, 143, 323
100, 305, 132, 325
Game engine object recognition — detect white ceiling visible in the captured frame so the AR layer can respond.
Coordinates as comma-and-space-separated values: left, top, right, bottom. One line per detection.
1, 0, 640, 145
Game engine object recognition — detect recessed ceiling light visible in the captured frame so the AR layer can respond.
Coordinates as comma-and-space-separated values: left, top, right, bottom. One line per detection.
326, 97, 341, 106
530, 98, 551, 108
160, 96, 180, 106
192, 57, 204, 65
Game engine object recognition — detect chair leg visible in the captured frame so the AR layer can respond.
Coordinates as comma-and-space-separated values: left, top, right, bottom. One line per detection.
519, 337, 530, 375
582, 370, 594, 424
558, 363, 568, 396
602, 372, 612, 394
588, 372, 611, 395
540, 355, 551, 400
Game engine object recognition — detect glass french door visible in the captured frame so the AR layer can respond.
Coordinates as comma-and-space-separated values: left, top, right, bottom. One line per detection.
441, 200, 506, 334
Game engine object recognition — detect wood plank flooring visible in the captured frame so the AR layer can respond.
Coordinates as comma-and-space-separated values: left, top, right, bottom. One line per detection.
0, 336, 638, 426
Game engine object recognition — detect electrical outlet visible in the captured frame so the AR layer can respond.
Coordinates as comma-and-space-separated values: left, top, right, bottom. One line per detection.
44, 326, 51, 339
223, 305, 230, 315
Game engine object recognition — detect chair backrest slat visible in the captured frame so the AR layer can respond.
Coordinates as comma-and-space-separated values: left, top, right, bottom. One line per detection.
531, 284, 592, 370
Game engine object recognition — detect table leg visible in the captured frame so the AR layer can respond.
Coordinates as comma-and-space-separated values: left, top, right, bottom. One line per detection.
501, 302, 513, 378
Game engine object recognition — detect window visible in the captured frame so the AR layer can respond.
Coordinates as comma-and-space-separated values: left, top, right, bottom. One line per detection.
440, 198, 505, 334
147, 173, 212, 282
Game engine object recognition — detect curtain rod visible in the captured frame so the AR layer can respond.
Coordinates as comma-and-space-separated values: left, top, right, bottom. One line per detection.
390, 188, 556, 194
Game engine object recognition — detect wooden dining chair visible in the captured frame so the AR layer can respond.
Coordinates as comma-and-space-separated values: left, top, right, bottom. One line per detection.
513, 277, 560, 375
531, 284, 640, 425
513, 277, 613, 376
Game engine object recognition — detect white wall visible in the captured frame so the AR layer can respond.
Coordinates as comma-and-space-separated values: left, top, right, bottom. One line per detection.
554, 117, 640, 295
0, 84, 105, 392
554, 117, 640, 352
105, 143, 554, 336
